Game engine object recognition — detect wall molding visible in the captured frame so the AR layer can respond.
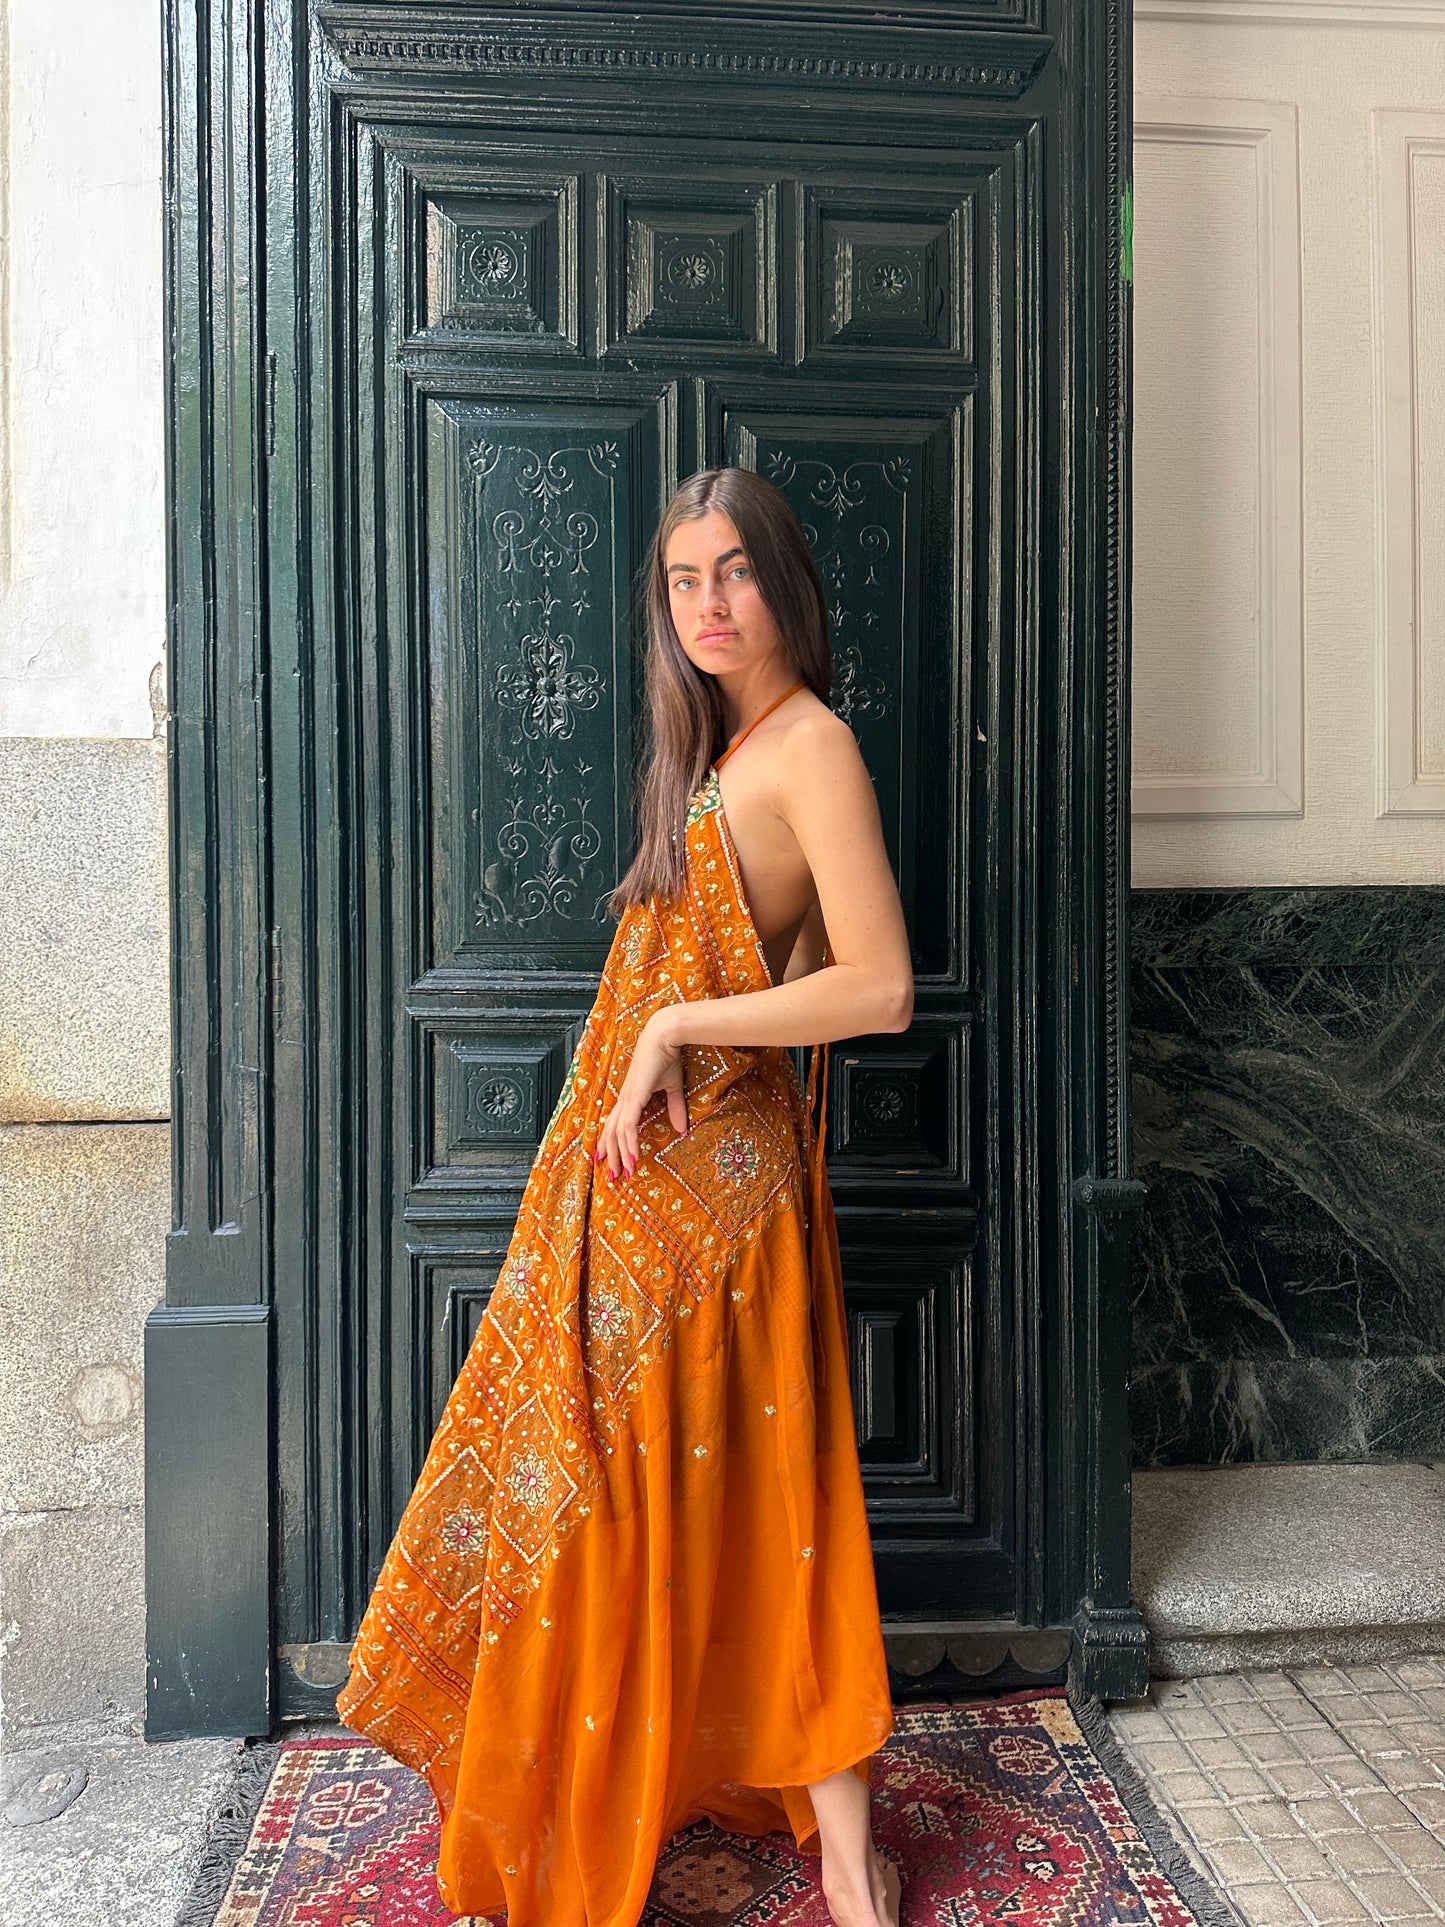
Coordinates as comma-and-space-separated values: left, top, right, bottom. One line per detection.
1131, 96, 1304, 819
1372, 108, 1445, 818
315, 5, 1052, 97
1137, 0, 1445, 26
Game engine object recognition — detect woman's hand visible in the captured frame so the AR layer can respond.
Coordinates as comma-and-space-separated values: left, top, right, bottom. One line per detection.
595, 1009, 689, 1181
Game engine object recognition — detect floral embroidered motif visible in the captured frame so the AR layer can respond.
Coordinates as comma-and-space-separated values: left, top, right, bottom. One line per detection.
715, 1132, 760, 1186
499, 1253, 535, 1302
621, 918, 650, 970
540, 1045, 582, 1148
588, 1286, 631, 1350
440, 1504, 487, 1556
685, 769, 723, 825
509, 1453, 554, 1512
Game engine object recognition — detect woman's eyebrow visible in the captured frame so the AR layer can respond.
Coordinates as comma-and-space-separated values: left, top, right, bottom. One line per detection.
666, 547, 745, 574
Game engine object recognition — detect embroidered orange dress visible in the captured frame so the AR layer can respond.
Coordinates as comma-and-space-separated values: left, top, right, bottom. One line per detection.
336, 685, 895, 1925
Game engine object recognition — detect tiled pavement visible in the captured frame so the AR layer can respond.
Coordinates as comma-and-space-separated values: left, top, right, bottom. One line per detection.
1105, 1657, 1445, 1925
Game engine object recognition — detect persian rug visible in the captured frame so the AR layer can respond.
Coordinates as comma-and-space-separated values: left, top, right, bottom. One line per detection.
176, 1690, 1238, 1927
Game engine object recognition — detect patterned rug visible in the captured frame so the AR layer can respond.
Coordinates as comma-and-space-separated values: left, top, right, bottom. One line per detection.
176, 1690, 1237, 1927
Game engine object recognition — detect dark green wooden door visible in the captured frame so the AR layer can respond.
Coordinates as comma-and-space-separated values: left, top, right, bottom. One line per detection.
147, 1, 1147, 1739
340, 115, 1023, 1647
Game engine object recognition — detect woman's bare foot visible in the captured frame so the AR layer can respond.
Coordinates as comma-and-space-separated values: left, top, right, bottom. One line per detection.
821, 1844, 902, 1927
808, 1763, 903, 1927
872, 1847, 902, 1927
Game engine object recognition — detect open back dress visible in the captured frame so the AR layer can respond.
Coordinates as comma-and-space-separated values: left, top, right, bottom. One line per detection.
336, 681, 895, 1925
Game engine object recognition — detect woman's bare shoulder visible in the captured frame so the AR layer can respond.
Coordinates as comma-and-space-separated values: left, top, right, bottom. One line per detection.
770, 697, 868, 796
774, 695, 861, 766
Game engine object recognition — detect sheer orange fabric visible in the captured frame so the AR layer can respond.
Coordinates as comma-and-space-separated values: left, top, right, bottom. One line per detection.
336, 685, 894, 1926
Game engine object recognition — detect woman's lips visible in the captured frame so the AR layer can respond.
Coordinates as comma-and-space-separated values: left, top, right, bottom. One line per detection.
697, 630, 737, 642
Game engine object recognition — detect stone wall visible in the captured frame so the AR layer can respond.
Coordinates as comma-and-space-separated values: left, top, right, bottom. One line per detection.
0, 741, 169, 1744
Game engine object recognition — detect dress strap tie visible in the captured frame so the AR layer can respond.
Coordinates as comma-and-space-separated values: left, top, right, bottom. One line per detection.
714, 677, 807, 768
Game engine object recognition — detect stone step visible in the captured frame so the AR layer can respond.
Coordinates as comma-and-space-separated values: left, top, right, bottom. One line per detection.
1131, 1461, 1445, 1678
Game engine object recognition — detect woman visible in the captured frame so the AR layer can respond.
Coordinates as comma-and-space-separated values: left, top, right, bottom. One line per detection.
337, 466, 916, 1927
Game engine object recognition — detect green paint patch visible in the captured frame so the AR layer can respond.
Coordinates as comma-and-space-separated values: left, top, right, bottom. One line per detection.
1120, 180, 1134, 285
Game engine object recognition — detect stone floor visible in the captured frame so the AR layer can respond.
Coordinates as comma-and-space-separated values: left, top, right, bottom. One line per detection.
1106, 1656, 1445, 1925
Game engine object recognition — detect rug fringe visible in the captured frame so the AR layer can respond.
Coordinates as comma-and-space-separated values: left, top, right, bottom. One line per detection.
173, 1736, 284, 1927
1067, 1691, 1248, 1927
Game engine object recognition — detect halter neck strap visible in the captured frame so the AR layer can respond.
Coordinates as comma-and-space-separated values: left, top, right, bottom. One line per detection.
714, 678, 807, 768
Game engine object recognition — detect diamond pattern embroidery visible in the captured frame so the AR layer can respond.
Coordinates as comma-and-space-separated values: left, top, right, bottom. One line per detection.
400, 1444, 498, 1612
655, 1089, 795, 1243
491, 1393, 581, 1568
583, 1231, 663, 1400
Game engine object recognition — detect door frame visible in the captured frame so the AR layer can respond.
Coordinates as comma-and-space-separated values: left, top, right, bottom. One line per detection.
145, 0, 1146, 1739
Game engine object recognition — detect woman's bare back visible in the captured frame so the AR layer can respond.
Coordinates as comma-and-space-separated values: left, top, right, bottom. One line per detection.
713, 686, 838, 983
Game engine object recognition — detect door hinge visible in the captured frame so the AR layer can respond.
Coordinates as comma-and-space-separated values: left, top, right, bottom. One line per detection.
1072, 1174, 1148, 1215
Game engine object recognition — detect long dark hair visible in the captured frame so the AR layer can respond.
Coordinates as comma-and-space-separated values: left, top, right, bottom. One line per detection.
608, 467, 831, 915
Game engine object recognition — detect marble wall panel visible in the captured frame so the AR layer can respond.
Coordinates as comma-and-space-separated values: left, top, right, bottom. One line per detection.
1129, 887, 1445, 1465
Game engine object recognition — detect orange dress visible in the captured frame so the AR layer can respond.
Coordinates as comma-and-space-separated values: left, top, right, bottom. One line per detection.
336, 688, 895, 1925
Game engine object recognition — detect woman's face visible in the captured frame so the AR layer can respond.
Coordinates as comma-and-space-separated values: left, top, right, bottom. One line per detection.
664, 509, 788, 682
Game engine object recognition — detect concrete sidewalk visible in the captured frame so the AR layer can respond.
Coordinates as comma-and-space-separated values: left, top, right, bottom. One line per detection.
3, 1726, 244, 1927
